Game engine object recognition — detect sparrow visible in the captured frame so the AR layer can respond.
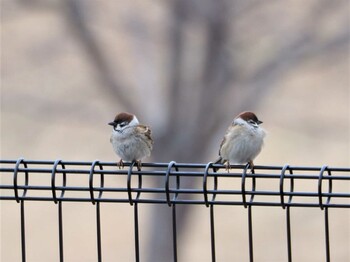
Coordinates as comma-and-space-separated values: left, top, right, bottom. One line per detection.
215, 111, 266, 171
108, 112, 153, 169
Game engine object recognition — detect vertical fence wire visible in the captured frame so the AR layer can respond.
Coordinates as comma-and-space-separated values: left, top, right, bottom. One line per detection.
280, 164, 294, 262
242, 164, 256, 262
318, 165, 333, 262
209, 205, 216, 262
204, 162, 218, 262
324, 208, 330, 262
247, 206, 254, 262
127, 161, 142, 262
286, 207, 292, 262
89, 160, 104, 262
96, 203, 102, 262
20, 200, 26, 262
172, 167, 181, 262
135, 169, 143, 262
134, 203, 140, 262
13, 158, 28, 262
58, 202, 64, 262
172, 205, 178, 262
165, 161, 179, 262
51, 160, 66, 262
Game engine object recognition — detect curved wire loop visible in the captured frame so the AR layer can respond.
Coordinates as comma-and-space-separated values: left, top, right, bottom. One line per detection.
248, 165, 256, 205
89, 160, 104, 205
13, 158, 28, 203
165, 161, 178, 207
51, 160, 67, 204
241, 163, 256, 208
203, 162, 218, 207
172, 168, 180, 206
127, 161, 142, 206
135, 167, 143, 203
318, 165, 332, 210
280, 164, 294, 209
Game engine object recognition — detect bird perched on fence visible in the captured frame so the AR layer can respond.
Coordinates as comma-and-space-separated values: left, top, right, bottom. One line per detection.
214, 111, 266, 171
109, 112, 153, 169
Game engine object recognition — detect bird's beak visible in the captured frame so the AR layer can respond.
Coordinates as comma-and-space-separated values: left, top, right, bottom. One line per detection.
108, 122, 116, 126
257, 120, 263, 125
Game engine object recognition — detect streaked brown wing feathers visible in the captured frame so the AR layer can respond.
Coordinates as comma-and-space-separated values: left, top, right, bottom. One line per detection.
136, 124, 153, 147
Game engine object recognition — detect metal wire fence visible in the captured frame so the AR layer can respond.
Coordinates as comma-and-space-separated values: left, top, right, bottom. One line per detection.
0, 158, 349, 262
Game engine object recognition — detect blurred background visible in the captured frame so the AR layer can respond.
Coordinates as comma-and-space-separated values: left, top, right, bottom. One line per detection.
1, 0, 349, 261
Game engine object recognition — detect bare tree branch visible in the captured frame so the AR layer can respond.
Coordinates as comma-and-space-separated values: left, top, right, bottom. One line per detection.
63, 0, 137, 113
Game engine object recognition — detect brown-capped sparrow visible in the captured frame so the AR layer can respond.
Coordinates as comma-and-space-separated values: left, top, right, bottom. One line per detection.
215, 111, 266, 171
109, 112, 153, 169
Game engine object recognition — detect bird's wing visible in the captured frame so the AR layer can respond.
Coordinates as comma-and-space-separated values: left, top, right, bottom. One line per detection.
218, 123, 236, 156
218, 123, 239, 158
218, 136, 226, 157
136, 125, 153, 148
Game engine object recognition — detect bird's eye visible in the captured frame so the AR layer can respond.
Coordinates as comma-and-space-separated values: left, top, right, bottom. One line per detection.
119, 122, 127, 128
248, 120, 256, 125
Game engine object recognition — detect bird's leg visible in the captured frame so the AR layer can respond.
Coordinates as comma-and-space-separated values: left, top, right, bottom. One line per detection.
117, 159, 124, 169
225, 161, 231, 173
136, 160, 142, 171
248, 160, 255, 173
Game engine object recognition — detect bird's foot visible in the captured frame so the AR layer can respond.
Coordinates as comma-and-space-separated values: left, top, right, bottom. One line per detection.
118, 159, 124, 169
225, 161, 231, 173
135, 160, 142, 171
248, 161, 255, 173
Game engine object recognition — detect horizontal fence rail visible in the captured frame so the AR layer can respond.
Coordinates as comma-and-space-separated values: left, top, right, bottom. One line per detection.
0, 159, 349, 208
1, 158, 350, 262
